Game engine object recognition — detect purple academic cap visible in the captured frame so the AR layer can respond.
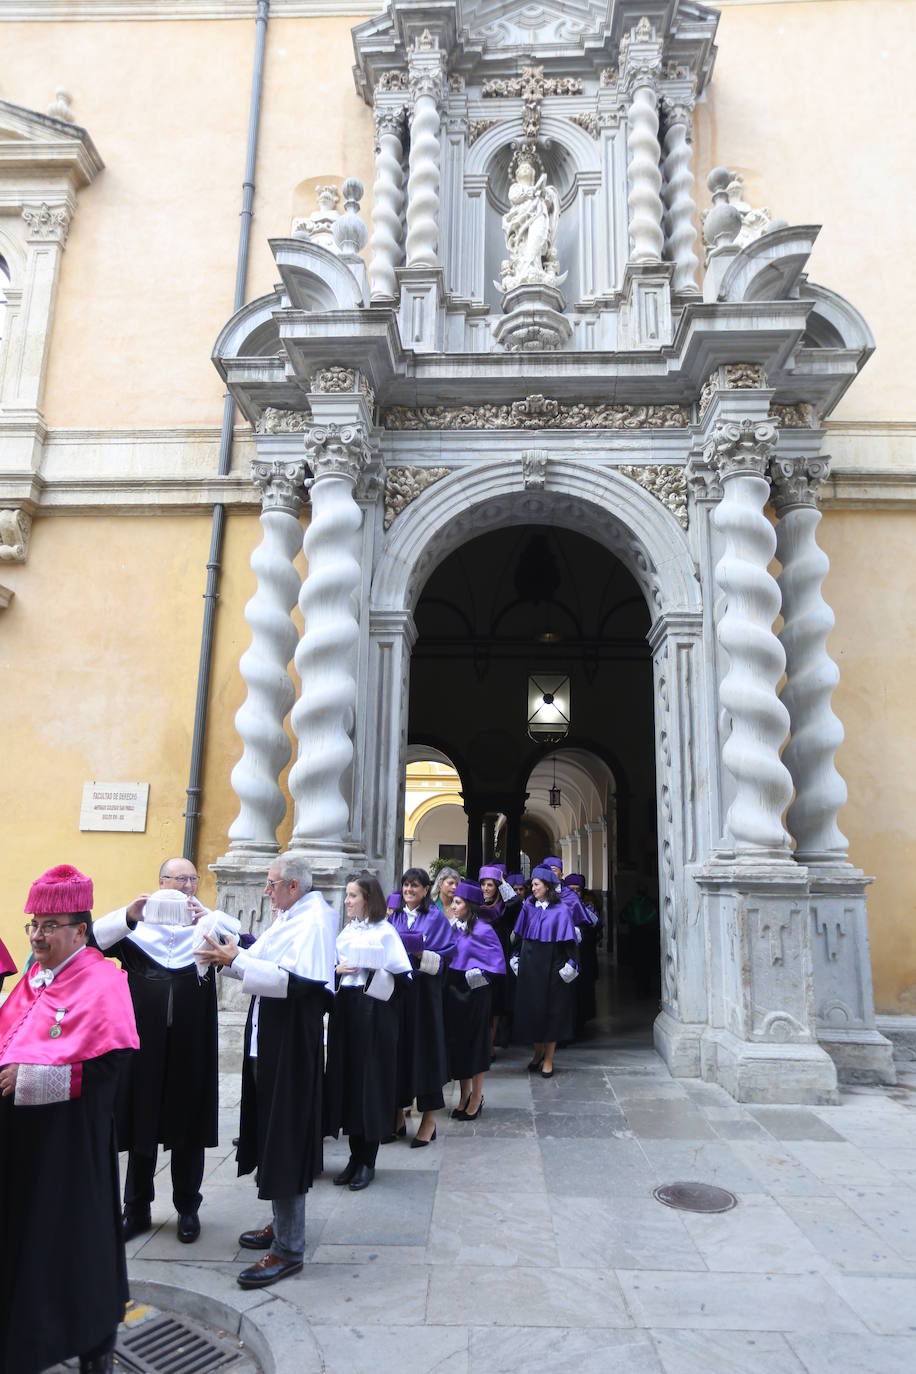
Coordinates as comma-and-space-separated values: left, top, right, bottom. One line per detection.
565, 873, 585, 888
455, 880, 484, 905
507, 872, 525, 887
541, 855, 563, 870
531, 865, 559, 885
478, 865, 503, 882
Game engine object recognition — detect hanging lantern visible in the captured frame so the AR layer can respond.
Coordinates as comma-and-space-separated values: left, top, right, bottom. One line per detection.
548, 756, 561, 809
527, 673, 570, 743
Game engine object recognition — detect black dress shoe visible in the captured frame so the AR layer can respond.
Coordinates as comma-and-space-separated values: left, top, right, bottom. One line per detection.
333, 1158, 359, 1186
237, 1253, 303, 1288
122, 1211, 151, 1242
79, 1354, 113, 1373
238, 1222, 274, 1250
381, 1123, 408, 1144
348, 1164, 375, 1191
177, 1212, 201, 1243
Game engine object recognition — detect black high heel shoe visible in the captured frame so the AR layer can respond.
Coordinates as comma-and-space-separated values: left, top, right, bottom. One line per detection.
410, 1127, 437, 1149
450, 1097, 470, 1119
381, 1122, 408, 1144
457, 1096, 484, 1122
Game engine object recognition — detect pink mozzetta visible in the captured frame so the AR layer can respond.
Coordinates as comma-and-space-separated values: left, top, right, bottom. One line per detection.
0, 946, 139, 1068
0, 937, 15, 978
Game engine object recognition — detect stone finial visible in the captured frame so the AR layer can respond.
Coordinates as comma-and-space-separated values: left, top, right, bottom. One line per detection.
332, 179, 369, 256
292, 184, 340, 248
703, 168, 742, 253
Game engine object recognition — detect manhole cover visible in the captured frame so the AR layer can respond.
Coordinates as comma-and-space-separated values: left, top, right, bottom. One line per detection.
653, 1181, 738, 1213
46, 1302, 261, 1373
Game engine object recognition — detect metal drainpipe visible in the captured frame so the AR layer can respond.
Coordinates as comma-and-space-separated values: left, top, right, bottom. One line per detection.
183, 0, 271, 861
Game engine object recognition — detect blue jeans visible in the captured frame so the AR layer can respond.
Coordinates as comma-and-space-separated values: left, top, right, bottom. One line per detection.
270, 1194, 305, 1260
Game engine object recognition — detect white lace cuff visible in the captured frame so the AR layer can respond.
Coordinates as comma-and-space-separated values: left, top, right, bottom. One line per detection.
15, 1062, 81, 1106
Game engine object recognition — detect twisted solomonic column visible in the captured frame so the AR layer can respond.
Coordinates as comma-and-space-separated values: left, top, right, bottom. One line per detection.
228, 461, 306, 854
710, 419, 794, 855
772, 456, 849, 862
623, 53, 664, 261
369, 107, 406, 300
662, 99, 699, 292
405, 56, 445, 268
289, 424, 369, 844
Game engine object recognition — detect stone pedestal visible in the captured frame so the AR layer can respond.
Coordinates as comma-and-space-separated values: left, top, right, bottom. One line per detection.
621, 260, 673, 348
809, 865, 896, 1083
396, 265, 444, 352
493, 282, 572, 352
696, 860, 839, 1104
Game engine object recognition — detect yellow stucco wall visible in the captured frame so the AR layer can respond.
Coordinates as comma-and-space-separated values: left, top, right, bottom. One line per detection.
4, 15, 374, 429
820, 509, 916, 1013
0, 510, 269, 966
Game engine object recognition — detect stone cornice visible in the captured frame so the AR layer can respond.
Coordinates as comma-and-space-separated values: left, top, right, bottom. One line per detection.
1, 0, 377, 17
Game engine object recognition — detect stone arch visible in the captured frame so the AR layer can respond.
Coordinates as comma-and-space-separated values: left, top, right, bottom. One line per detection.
465, 114, 601, 177
371, 456, 700, 621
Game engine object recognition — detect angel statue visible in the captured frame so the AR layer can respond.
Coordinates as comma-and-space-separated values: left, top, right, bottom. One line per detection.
498, 154, 564, 294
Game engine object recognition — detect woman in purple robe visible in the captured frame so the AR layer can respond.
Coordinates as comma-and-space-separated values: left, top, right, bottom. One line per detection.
444, 880, 506, 1121
388, 868, 457, 1147
511, 865, 579, 1077
478, 865, 519, 1052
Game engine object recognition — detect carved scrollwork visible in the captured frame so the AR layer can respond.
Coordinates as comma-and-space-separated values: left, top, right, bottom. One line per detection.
21, 202, 71, 245
571, 112, 599, 139
255, 407, 311, 435
382, 397, 690, 431
771, 401, 817, 429
306, 423, 372, 483
469, 119, 498, 145
251, 459, 308, 515
377, 70, 409, 92
310, 366, 375, 409
704, 418, 779, 481
699, 362, 767, 417
522, 449, 547, 490
618, 465, 688, 529
383, 466, 452, 529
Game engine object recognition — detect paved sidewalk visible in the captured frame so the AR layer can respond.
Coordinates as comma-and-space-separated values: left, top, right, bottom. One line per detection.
125, 993, 916, 1374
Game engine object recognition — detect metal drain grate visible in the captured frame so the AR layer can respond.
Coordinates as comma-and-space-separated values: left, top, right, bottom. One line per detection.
653, 1181, 738, 1214
116, 1314, 248, 1374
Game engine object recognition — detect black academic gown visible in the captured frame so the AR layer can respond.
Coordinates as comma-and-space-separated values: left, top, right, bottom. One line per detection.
107, 938, 218, 1153
481, 896, 520, 1018
324, 977, 408, 1142
0, 1050, 132, 1374
237, 973, 332, 1200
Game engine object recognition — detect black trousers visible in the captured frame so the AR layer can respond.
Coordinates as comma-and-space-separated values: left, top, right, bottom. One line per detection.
124, 1144, 205, 1216
348, 1134, 379, 1167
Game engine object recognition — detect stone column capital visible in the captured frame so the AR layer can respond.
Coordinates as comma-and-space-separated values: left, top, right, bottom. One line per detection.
619, 17, 663, 94
374, 105, 407, 141
305, 422, 372, 483
251, 459, 308, 515
705, 418, 779, 482
661, 96, 695, 128
22, 200, 72, 246
770, 456, 831, 515
408, 34, 447, 109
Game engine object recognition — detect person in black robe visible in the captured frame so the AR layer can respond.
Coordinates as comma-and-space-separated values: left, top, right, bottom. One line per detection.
564, 873, 601, 1033
0, 863, 138, 1374
199, 853, 337, 1289
388, 867, 458, 1147
478, 864, 520, 1051
324, 872, 412, 1190
510, 865, 579, 1077
445, 880, 507, 1121
94, 856, 219, 1244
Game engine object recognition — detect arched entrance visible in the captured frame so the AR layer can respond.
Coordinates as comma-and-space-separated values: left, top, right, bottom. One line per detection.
362, 456, 714, 1076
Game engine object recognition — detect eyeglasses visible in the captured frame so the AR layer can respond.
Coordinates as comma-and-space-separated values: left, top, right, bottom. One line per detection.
25, 921, 84, 936
162, 874, 198, 886
265, 878, 286, 891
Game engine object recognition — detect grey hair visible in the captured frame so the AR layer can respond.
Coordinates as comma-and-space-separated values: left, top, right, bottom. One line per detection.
432, 866, 460, 898
274, 853, 313, 893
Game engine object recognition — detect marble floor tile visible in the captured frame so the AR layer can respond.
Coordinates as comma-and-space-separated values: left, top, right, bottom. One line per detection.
551, 1193, 707, 1272
538, 1135, 657, 1197
319, 1169, 437, 1246
780, 1194, 911, 1273
637, 1140, 767, 1195
677, 1193, 828, 1274
427, 1188, 559, 1267
784, 1142, 897, 1190
447, 1107, 536, 1137
622, 1104, 718, 1140
730, 1142, 835, 1197
310, 1324, 469, 1374
535, 1107, 630, 1138
833, 1186, 916, 1261
651, 1329, 806, 1374
427, 1264, 631, 1328
787, 1332, 916, 1373
287, 1264, 430, 1325
311, 1244, 428, 1265
467, 1326, 663, 1373
705, 1111, 773, 1142
618, 1270, 866, 1332
823, 1274, 916, 1334
747, 1108, 845, 1142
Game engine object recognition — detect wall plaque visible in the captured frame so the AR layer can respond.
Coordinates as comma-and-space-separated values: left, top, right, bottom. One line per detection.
79, 781, 149, 833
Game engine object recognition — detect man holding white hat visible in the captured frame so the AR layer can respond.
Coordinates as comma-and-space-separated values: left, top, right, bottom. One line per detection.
94, 856, 236, 1245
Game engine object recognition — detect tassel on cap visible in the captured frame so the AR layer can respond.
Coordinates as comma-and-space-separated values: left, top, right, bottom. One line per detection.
24, 864, 93, 915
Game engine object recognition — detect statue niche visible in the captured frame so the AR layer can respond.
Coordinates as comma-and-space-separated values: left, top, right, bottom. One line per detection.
492, 147, 572, 353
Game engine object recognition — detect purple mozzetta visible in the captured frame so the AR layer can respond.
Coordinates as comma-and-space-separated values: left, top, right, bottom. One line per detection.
513, 899, 576, 943
450, 920, 507, 975
389, 906, 458, 964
